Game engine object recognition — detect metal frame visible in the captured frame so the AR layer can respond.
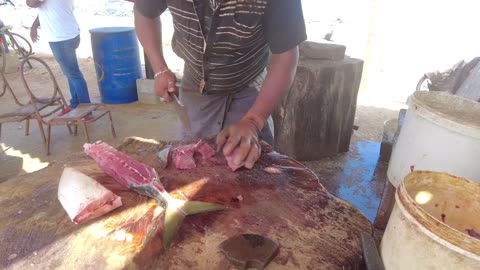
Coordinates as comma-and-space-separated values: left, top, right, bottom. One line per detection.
46, 103, 116, 155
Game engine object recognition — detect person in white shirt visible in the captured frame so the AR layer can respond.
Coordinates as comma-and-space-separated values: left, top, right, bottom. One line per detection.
27, 0, 91, 116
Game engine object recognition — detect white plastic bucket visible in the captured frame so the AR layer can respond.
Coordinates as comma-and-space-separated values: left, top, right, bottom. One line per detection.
381, 171, 480, 270
387, 91, 480, 187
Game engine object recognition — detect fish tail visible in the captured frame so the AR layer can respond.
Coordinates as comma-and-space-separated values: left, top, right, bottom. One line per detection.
162, 198, 225, 249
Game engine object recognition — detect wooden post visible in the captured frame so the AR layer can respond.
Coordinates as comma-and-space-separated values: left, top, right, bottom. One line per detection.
273, 49, 363, 161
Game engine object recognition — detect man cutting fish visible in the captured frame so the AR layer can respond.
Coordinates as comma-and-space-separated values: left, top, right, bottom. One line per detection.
134, 0, 306, 170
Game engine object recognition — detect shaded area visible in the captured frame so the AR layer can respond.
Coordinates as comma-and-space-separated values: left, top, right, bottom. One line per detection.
0, 149, 24, 182
304, 141, 388, 223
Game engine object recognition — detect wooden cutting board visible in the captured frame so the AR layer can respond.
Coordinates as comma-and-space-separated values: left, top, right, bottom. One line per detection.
0, 137, 371, 269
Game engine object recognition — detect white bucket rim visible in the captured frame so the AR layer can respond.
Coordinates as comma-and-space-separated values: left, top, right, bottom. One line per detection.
396, 171, 480, 260
407, 92, 480, 138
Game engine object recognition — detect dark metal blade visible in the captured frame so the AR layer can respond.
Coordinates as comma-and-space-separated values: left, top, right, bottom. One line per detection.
361, 232, 385, 270
219, 234, 279, 270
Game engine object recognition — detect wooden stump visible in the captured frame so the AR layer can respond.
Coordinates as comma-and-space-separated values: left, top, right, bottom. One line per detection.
273, 52, 364, 161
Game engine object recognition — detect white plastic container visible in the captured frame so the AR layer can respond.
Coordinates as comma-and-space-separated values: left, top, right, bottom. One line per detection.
381, 171, 480, 270
387, 91, 480, 187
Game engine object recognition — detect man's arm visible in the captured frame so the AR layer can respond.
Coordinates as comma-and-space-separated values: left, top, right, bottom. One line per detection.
134, 4, 177, 102
248, 48, 299, 127
26, 0, 44, 8
134, 9, 166, 78
216, 48, 299, 168
30, 15, 40, 42
216, 0, 306, 169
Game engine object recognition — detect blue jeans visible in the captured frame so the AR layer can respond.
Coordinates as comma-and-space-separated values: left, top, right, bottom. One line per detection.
0, 21, 9, 53
49, 35, 90, 108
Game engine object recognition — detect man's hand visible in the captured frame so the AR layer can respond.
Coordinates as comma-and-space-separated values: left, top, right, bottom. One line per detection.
26, 0, 44, 8
216, 118, 262, 169
30, 16, 40, 43
30, 26, 39, 43
154, 69, 177, 102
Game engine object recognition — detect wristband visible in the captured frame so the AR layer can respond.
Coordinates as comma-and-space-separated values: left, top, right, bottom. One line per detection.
154, 68, 170, 79
242, 112, 265, 134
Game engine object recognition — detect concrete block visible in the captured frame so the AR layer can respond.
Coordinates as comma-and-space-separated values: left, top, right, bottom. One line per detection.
300, 41, 346, 61
136, 78, 161, 105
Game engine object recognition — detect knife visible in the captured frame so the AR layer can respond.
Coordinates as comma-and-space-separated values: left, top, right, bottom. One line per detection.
169, 83, 192, 134
360, 232, 385, 270
219, 234, 279, 270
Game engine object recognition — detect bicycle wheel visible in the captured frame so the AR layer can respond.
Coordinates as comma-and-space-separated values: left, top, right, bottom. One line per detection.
0, 40, 5, 97
10, 32, 32, 59
0, 39, 5, 74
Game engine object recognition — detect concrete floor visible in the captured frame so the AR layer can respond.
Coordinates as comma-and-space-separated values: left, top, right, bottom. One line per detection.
0, 54, 399, 224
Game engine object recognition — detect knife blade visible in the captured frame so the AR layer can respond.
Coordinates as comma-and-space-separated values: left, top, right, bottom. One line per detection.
170, 83, 192, 133
360, 232, 385, 270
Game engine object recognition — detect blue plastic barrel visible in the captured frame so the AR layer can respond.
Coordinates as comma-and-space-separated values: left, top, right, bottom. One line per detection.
90, 27, 142, 104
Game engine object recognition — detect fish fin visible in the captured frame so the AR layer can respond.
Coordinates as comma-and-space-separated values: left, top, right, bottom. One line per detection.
162, 198, 226, 249
184, 200, 226, 215
162, 202, 186, 250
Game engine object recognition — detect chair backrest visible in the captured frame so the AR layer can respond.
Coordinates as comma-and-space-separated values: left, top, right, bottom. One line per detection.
0, 44, 26, 106
20, 56, 69, 122
0, 37, 5, 74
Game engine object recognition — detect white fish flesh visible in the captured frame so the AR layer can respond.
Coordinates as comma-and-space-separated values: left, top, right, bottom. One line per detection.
58, 167, 122, 224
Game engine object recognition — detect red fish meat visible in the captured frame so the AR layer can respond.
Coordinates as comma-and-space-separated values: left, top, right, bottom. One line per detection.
225, 148, 245, 172
160, 140, 244, 171
84, 141, 225, 249
195, 140, 216, 160
173, 144, 196, 170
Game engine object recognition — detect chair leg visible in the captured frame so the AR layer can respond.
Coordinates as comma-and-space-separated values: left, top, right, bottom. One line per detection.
0, 123, 2, 138
108, 111, 116, 138
74, 123, 78, 136
66, 122, 73, 135
25, 119, 30, 136
36, 118, 48, 155
47, 123, 52, 156
82, 121, 90, 143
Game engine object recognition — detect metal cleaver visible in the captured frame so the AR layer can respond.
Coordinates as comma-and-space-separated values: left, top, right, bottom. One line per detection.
169, 82, 192, 134
219, 234, 279, 270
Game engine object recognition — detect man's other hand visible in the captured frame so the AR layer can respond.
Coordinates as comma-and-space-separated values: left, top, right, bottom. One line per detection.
216, 119, 261, 170
26, 0, 44, 8
154, 69, 177, 102
30, 27, 39, 43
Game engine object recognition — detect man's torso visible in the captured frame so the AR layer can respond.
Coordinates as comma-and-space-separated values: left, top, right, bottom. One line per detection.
169, 0, 270, 95
135, 0, 307, 95
39, 0, 80, 42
